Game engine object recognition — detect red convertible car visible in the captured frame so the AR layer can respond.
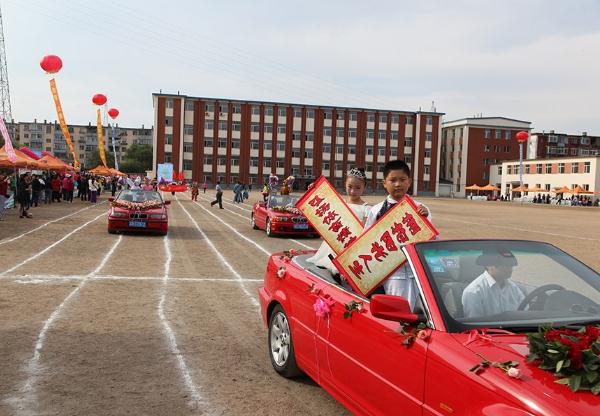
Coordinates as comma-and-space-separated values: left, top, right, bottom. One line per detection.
259, 240, 600, 415
108, 190, 170, 235
251, 195, 317, 237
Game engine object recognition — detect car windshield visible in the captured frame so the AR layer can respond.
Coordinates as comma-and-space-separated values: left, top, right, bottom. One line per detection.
117, 190, 163, 203
414, 240, 600, 332
268, 195, 298, 208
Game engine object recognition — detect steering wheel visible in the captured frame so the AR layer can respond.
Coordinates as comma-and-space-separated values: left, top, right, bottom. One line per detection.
518, 284, 565, 311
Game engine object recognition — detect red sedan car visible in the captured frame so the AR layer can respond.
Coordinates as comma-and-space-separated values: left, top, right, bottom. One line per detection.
251, 195, 317, 237
108, 190, 170, 235
259, 240, 600, 415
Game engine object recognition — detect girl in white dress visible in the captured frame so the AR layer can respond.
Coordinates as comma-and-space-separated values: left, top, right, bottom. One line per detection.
306, 168, 370, 274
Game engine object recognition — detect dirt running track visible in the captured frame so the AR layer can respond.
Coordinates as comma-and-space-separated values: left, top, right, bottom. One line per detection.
1, 191, 598, 415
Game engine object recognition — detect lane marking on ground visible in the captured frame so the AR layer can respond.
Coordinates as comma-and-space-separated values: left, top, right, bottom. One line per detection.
0, 202, 106, 246
436, 215, 600, 242
7, 235, 123, 414
194, 194, 318, 250
158, 234, 207, 411
1, 274, 263, 282
176, 196, 260, 308
0, 211, 107, 277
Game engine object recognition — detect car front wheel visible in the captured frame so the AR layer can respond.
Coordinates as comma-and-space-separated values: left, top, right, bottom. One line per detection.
266, 218, 273, 237
268, 305, 302, 378
251, 213, 259, 230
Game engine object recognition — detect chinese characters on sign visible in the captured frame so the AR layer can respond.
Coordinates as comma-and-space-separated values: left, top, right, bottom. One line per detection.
333, 197, 438, 296
295, 176, 364, 255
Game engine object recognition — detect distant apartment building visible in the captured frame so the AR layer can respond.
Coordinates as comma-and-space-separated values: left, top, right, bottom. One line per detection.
6, 119, 153, 169
440, 117, 532, 197
527, 131, 599, 159
489, 156, 600, 195
152, 93, 444, 194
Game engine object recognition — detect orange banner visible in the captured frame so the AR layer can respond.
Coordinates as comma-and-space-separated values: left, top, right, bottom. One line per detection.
49, 79, 79, 168
96, 108, 107, 167
332, 196, 438, 296
296, 176, 364, 255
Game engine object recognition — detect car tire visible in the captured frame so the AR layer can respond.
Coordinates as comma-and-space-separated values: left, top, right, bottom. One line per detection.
266, 218, 273, 237
251, 213, 259, 230
108, 229, 117, 234
268, 304, 302, 378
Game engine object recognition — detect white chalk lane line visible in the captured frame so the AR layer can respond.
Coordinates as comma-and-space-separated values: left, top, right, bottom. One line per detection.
1, 274, 263, 283
6, 235, 123, 415
0, 211, 107, 277
175, 196, 260, 307
0, 201, 106, 246
159, 233, 212, 413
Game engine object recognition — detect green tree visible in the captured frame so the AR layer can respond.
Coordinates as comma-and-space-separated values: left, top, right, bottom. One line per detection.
85, 149, 115, 170
120, 144, 152, 173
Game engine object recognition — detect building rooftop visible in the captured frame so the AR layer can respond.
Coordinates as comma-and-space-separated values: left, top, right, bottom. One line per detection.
442, 116, 531, 127
490, 155, 600, 166
152, 92, 445, 116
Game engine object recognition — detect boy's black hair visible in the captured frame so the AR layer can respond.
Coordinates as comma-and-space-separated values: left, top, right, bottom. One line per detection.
382, 160, 411, 179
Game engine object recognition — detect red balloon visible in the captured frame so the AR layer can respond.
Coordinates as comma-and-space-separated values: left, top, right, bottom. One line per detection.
516, 131, 529, 143
92, 94, 107, 106
40, 55, 63, 74
108, 108, 119, 119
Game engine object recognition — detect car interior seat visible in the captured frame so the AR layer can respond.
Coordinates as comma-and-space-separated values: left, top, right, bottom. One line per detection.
440, 255, 485, 318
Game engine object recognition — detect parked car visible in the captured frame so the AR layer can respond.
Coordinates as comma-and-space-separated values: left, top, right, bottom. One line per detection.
251, 194, 317, 237
259, 240, 600, 415
107, 190, 170, 235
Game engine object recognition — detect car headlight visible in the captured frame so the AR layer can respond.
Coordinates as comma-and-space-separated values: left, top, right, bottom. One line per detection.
149, 213, 167, 219
111, 210, 127, 217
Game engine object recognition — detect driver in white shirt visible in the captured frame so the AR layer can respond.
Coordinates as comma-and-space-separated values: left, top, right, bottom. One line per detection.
462, 247, 525, 318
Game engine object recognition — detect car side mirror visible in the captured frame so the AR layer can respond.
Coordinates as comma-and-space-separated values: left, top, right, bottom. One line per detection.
371, 295, 419, 323
108, 197, 114, 202
164, 200, 171, 205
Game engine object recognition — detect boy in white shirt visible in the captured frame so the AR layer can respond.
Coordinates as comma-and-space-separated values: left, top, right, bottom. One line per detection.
364, 160, 432, 308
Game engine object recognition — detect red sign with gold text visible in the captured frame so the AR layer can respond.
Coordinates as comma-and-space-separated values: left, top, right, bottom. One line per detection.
296, 176, 364, 255
332, 196, 438, 297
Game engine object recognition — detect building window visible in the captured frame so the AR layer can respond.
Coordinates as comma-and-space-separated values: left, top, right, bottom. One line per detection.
367, 129, 374, 139
558, 163, 565, 173
404, 155, 412, 165
205, 103, 214, 113
536, 163, 542, 174
426, 116, 432, 126
166, 99, 173, 109
571, 148, 578, 155
264, 142, 272, 150
185, 101, 194, 111
546, 164, 552, 174
231, 139, 240, 148
425, 132, 432, 142
424, 165, 431, 174
391, 132, 398, 140
336, 128, 344, 138
305, 150, 313, 158
265, 106, 273, 116
380, 114, 388, 123
250, 141, 259, 150
507, 166, 512, 175
165, 134, 173, 145
525, 164, 530, 174
183, 144, 193, 153
232, 105, 241, 114
323, 127, 331, 137
165, 116, 173, 126
584, 162, 591, 173
572, 163, 579, 173
306, 109, 315, 118
205, 121, 214, 130
504, 145, 510, 152
424, 149, 431, 158
204, 138, 213, 147
323, 111, 332, 119
498, 166, 503, 175
184, 125, 194, 135
218, 121, 228, 131
183, 160, 193, 170
367, 113, 375, 122
391, 114, 399, 124
232, 122, 241, 131
495, 130, 501, 139
294, 108, 302, 118
278, 108, 287, 117
484, 129, 491, 139
323, 144, 331, 153
305, 133, 313, 141
378, 131, 386, 140
251, 123, 260, 133
218, 139, 227, 148
349, 112, 358, 121
219, 103, 228, 113
164, 152, 172, 163
251, 106, 260, 115
203, 156, 212, 165
348, 128, 357, 138
277, 125, 286, 134
406, 115, 413, 125
405, 138, 412, 147
336, 145, 344, 154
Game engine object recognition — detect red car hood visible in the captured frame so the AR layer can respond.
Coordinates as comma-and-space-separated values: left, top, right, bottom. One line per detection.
452, 332, 598, 415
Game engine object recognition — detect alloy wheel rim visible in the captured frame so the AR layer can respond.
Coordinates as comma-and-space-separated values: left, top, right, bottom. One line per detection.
270, 312, 290, 366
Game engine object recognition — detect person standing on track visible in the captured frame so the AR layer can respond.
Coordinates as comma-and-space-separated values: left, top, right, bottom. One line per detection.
0, 173, 9, 221
191, 181, 199, 201
210, 181, 223, 209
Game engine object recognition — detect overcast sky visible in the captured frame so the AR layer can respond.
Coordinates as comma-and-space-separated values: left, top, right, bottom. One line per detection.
3, 0, 600, 133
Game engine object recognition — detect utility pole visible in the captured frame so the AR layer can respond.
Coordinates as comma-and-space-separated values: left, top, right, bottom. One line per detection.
0, 4, 12, 121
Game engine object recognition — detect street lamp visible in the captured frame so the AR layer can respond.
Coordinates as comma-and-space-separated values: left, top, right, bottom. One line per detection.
516, 131, 529, 200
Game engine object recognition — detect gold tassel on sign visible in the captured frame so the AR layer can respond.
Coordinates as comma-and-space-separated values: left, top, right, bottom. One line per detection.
49, 79, 79, 168
97, 108, 108, 167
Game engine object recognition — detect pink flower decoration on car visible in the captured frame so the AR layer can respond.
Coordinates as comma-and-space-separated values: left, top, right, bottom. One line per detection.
313, 297, 335, 318
277, 266, 286, 279
417, 330, 429, 340
507, 367, 522, 379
